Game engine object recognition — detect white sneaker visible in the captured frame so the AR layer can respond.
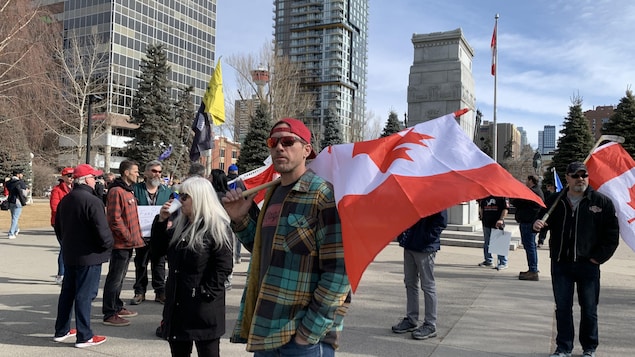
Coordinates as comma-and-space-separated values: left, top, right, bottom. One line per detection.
8, 234, 16, 240
55, 275, 64, 285
495, 264, 508, 270
15, 228, 19, 236
75, 335, 107, 348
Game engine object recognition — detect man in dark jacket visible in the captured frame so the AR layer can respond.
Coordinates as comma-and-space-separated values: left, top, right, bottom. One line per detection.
391, 210, 447, 340
512, 175, 545, 281
53, 164, 113, 348
533, 162, 619, 357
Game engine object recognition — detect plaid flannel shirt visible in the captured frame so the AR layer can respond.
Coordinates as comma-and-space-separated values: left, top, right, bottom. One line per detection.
231, 170, 351, 351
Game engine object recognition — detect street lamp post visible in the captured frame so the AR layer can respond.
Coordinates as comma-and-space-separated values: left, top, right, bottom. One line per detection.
85, 94, 102, 164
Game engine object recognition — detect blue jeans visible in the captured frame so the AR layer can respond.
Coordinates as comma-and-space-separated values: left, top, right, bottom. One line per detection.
102, 249, 133, 319
253, 339, 335, 357
519, 223, 538, 272
54, 228, 65, 276
551, 260, 600, 353
8, 203, 22, 235
404, 249, 437, 327
482, 226, 508, 265
54, 264, 102, 343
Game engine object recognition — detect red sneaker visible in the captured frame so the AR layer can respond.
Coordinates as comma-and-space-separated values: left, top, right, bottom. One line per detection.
75, 335, 107, 348
52, 328, 77, 342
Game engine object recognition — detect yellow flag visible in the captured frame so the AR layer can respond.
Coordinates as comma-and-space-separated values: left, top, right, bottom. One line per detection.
202, 58, 225, 125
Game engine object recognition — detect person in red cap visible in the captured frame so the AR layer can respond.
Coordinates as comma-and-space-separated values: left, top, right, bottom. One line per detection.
223, 118, 351, 356
53, 163, 113, 348
50, 167, 75, 285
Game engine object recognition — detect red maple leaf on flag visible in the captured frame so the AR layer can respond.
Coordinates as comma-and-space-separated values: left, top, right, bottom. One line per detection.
628, 184, 635, 224
352, 129, 434, 173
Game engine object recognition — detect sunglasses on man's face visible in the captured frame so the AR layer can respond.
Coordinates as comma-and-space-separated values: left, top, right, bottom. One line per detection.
65, 174, 73, 178
569, 173, 589, 179
150, 169, 162, 174
266, 136, 305, 148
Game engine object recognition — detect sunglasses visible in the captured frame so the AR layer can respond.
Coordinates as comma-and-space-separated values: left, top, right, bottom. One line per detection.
569, 173, 589, 179
65, 174, 73, 178
266, 136, 305, 148
150, 169, 162, 174
179, 193, 190, 202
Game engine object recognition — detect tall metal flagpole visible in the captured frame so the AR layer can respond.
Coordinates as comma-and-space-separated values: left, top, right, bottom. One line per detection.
492, 14, 499, 162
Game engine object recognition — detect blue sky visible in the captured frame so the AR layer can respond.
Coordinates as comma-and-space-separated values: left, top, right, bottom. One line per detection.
216, 0, 635, 147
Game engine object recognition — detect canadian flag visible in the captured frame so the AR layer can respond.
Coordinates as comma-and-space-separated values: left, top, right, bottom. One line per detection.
309, 112, 544, 291
231, 160, 279, 206
586, 142, 635, 252
491, 22, 497, 76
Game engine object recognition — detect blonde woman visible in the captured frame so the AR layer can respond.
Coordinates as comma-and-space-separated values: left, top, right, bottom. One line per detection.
152, 177, 233, 357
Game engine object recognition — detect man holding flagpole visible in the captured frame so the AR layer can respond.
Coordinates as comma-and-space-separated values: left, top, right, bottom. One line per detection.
533, 161, 619, 357
223, 118, 351, 356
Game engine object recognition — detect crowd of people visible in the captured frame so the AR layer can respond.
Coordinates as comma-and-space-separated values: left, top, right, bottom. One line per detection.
2, 116, 621, 357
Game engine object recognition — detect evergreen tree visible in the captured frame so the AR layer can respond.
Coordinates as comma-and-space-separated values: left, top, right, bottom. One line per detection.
126, 44, 177, 167
237, 104, 271, 173
168, 86, 195, 179
320, 108, 343, 150
602, 89, 635, 158
550, 96, 594, 181
380, 111, 402, 138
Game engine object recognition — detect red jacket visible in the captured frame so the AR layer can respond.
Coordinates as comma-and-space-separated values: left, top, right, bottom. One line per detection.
106, 179, 144, 249
50, 181, 72, 226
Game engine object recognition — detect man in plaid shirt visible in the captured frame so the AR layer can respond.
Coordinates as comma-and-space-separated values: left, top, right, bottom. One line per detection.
223, 118, 351, 356
101, 160, 145, 327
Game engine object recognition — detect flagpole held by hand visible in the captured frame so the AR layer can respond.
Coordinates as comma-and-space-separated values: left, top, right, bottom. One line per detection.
539, 134, 625, 222
240, 177, 281, 198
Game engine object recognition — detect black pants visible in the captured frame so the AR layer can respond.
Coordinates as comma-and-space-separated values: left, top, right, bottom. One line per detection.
133, 242, 166, 295
169, 339, 220, 357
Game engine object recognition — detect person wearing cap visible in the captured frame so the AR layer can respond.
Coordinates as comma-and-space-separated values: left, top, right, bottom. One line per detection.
50, 167, 75, 284
102, 159, 144, 327
511, 175, 545, 281
6, 168, 28, 240
53, 163, 113, 348
223, 118, 351, 355
533, 161, 619, 357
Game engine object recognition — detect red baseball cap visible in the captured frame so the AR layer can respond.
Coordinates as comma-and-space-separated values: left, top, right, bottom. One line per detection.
270, 118, 317, 159
73, 164, 103, 179
61, 167, 74, 176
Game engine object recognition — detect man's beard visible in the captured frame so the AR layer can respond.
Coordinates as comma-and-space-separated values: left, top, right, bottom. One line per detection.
147, 178, 163, 187
571, 183, 587, 193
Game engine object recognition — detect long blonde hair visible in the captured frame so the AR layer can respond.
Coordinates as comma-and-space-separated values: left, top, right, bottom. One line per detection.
170, 177, 231, 251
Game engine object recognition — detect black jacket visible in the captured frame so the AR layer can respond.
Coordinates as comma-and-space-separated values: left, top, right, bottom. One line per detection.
152, 218, 233, 342
540, 186, 619, 264
55, 184, 113, 266
512, 185, 544, 223
398, 210, 448, 253
6, 177, 27, 205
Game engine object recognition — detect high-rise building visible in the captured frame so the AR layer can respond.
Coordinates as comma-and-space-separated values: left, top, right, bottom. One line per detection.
538, 125, 556, 155
517, 126, 528, 148
478, 121, 521, 160
273, 0, 369, 143
584, 105, 615, 140
37, 0, 218, 170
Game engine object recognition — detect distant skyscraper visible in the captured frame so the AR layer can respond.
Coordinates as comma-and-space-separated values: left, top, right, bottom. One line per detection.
539, 125, 556, 154
517, 126, 528, 147
273, 0, 369, 143
38, 0, 217, 117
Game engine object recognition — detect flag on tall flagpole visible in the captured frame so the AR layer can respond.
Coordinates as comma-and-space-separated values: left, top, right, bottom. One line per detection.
554, 167, 563, 192
203, 58, 225, 126
309, 111, 544, 292
158, 145, 172, 161
189, 103, 212, 162
491, 21, 497, 76
586, 141, 635, 252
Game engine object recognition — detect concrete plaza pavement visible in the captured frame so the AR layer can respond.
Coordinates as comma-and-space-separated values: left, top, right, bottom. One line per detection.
1, 227, 634, 357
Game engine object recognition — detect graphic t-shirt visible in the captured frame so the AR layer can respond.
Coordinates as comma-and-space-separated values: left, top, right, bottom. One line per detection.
480, 196, 510, 228
259, 182, 295, 285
